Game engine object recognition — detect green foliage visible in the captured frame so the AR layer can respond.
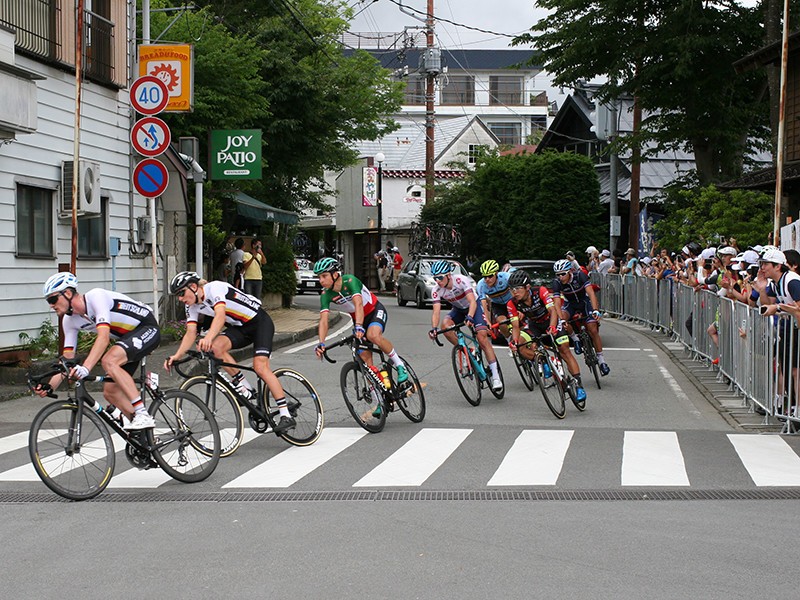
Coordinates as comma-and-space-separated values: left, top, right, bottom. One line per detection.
19, 320, 59, 358
421, 151, 604, 261
161, 320, 188, 342
261, 236, 298, 298
652, 185, 773, 250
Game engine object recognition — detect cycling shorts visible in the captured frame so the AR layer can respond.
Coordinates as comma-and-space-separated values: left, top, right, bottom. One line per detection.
222, 309, 275, 357
115, 322, 161, 375
563, 297, 597, 324
448, 304, 488, 331
360, 301, 389, 332
519, 322, 569, 348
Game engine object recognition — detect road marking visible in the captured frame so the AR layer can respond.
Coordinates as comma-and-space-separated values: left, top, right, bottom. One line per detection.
0, 430, 60, 456
728, 434, 800, 486
602, 347, 642, 351
621, 431, 689, 486
488, 430, 574, 486
354, 428, 472, 487
283, 316, 352, 354
223, 428, 367, 488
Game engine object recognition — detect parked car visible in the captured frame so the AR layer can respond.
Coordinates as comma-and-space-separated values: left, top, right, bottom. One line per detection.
507, 259, 557, 290
396, 256, 476, 309
295, 257, 322, 294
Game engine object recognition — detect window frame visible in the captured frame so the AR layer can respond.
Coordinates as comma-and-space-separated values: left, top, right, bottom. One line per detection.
489, 75, 524, 106
15, 182, 56, 259
488, 122, 522, 146
77, 196, 109, 259
441, 74, 475, 105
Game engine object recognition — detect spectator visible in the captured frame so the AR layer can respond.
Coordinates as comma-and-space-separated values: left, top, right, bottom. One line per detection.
375, 250, 389, 292
230, 237, 245, 290
242, 239, 266, 298
597, 249, 615, 275
392, 246, 403, 285
620, 248, 640, 279
585, 246, 600, 272
565, 250, 581, 271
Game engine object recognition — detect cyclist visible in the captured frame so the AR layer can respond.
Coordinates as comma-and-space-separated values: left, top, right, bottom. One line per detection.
427, 259, 503, 391
551, 258, 611, 376
476, 259, 513, 340
34, 273, 161, 429
505, 270, 587, 403
312, 257, 409, 385
164, 271, 296, 433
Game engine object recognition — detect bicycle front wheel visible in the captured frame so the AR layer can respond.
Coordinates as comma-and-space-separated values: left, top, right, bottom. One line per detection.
29, 401, 114, 500
179, 375, 244, 457
341, 362, 387, 432
148, 390, 221, 483
395, 358, 426, 423
537, 353, 566, 419
488, 357, 505, 400
513, 351, 536, 391
582, 334, 602, 389
452, 345, 481, 406
268, 368, 324, 446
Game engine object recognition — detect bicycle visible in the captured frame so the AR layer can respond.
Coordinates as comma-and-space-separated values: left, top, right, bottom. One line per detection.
569, 314, 601, 389
322, 335, 425, 433
174, 350, 323, 456
27, 357, 221, 500
488, 320, 537, 391
432, 322, 505, 406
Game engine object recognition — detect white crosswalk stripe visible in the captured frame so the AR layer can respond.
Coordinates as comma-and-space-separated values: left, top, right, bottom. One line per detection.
5, 427, 800, 490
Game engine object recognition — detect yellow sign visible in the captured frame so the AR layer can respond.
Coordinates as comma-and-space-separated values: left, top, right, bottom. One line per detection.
137, 44, 194, 113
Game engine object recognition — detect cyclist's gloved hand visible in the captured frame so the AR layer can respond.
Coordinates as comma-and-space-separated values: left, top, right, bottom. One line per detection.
509, 339, 518, 349
547, 325, 558, 336
465, 314, 475, 326
353, 324, 365, 338
71, 364, 90, 380
591, 309, 601, 320
428, 328, 439, 340
314, 342, 326, 359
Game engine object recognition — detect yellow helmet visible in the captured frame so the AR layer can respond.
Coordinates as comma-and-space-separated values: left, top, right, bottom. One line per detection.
480, 259, 500, 277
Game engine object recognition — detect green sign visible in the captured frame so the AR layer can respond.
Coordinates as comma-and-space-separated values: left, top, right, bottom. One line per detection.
209, 129, 262, 180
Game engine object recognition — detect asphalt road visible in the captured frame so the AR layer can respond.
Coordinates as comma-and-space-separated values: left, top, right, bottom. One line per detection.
2, 293, 800, 597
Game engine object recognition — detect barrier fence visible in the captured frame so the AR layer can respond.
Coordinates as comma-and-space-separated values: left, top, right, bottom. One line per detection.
590, 273, 798, 431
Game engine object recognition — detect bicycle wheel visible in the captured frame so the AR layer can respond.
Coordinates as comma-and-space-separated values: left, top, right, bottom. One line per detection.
537, 353, 566, 419
582, 333, 602, 389
267, 368, 324, 445
488, 357, 505, 399
29, 401, 114, 500
148, 390, 221, 483
452, 345, 481, 406
179, 375, 244, 457
340, 362, 386, 433
513, 351, 536, 391
395, 358, 426, 423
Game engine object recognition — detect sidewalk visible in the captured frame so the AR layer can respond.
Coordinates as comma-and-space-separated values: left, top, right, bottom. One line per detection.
0, 307, 338, 403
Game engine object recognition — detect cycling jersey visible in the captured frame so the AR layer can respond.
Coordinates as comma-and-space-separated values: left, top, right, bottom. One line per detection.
62, 288, 156, 351
551, 269, 591, 303
185, 281, 262, 327
431, 274, 475, 310
476, 271, 512, 305
319, 274, 378, 317
506, 286, 553, 326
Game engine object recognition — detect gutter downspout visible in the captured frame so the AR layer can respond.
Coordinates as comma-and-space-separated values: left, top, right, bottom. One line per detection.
179, 152, 206, 279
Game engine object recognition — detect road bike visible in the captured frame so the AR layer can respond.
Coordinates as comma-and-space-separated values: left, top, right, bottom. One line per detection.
432, 322, 505, 406
489, 320, 536, 391
27, 357, 221, 500
322, 335, 425, 433
569, 314, 602, 389
174, 350, 323, 456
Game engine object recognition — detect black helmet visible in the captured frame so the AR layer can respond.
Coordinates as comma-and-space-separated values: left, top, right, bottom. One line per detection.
508, 270, 531, 287
170, 271, 200, 295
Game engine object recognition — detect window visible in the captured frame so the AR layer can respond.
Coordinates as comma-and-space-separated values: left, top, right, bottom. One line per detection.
490, 76, 523, 105
77, 198, 107, 258
85, 0, 114, 83
403, 77, 425, 105
467, 144, 481, 165
0, 0, 58, 58
488, 122, 522, 145
531, 115, 548, 133
441, 75, 474, 105
16, 184, 54, 257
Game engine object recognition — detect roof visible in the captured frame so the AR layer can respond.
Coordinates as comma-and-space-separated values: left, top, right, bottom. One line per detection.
345, 48, 541, 72
231, 191, 299, 225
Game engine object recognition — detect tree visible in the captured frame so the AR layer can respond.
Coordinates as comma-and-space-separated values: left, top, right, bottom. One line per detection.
514, 0, 769, 185
421, 151, 605, 261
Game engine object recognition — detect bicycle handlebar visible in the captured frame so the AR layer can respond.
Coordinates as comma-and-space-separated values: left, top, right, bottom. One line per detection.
320, 335, 375, 364
170, 350, 212, 379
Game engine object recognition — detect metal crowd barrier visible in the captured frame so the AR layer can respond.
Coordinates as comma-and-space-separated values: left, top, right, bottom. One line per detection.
589, 271, 798, 431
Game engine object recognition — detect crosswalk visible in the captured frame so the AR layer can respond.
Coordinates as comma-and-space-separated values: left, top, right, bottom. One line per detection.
3, 427, 800, 491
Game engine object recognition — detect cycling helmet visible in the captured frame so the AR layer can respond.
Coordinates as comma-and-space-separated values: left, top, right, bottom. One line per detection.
553, 259, 573, 274
480, 259, 500, 277
169, 271, 200, 295
508, 270, 531, 287
313, 257, 341, 275
43, 272, 78, 297
430, 259, 454, 276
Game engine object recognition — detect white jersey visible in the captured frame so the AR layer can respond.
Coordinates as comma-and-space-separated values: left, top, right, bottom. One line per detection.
62, 288, 155, 351
185, 280, 262, 327
431, 274, 475, 310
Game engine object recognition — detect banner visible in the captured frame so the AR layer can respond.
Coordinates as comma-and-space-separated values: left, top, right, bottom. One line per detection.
362, 166, 378, 207
209, 129, 262, 180
138, 44, 194, 112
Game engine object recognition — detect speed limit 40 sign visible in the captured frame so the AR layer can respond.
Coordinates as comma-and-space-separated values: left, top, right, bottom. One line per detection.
130, 76, 169, 115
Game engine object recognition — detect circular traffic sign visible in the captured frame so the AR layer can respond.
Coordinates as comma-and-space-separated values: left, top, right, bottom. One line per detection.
133, 159, 169, 198
129, 75, 169, 115
131, 116, 171, 157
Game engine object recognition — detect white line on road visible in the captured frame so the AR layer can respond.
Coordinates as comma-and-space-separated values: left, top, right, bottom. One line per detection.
354, 428, 472, 487
621, 431, 690, 486
283, 317, 352, 354
728, 434, 800, 486
488, 430, 574, 486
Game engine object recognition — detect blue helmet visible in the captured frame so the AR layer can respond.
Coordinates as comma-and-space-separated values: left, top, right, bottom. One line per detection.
430, 260, 454, 276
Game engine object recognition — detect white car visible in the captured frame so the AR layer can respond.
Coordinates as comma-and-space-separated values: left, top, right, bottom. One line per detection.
295, 257, 322, 294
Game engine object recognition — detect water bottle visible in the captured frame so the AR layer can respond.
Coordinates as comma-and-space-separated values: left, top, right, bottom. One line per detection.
380, 369, 391, 389
368, 365, 385, 388
542, 361, 552, 379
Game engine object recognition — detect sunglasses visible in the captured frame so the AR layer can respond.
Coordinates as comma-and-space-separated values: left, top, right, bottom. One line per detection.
556, 271, 571, 277
510, 285, 526, 291
433, 275, 448, 281
46, 294, 60, 305
176, 288, 191, 298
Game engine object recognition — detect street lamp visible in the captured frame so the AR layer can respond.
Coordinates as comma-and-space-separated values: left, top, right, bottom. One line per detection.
375, 152, 385, 249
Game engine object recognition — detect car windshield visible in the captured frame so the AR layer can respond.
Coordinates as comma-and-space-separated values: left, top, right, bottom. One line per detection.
420, 260, 467, 277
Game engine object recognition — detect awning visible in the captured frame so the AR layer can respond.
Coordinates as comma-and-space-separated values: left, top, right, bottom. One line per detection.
232, 191, 299, 225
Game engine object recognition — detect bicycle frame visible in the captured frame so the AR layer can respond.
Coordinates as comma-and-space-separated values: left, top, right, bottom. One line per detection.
323, 335, 399, 400
433, 322, 488, 382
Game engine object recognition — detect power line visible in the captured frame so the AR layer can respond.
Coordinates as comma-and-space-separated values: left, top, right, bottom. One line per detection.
386, 0, 516, 38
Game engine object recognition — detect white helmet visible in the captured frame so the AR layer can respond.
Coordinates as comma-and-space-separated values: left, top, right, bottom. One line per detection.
43, 272, 78, 297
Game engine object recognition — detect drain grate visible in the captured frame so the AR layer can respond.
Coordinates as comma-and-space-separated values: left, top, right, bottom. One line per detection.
2, 488, 800, 504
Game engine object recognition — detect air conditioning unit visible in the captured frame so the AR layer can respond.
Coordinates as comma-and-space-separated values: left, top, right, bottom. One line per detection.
61, 160, 101, 216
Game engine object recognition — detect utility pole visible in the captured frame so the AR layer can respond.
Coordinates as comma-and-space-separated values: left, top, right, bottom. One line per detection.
425, 0, 435, 204
629, 94, 642, 254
